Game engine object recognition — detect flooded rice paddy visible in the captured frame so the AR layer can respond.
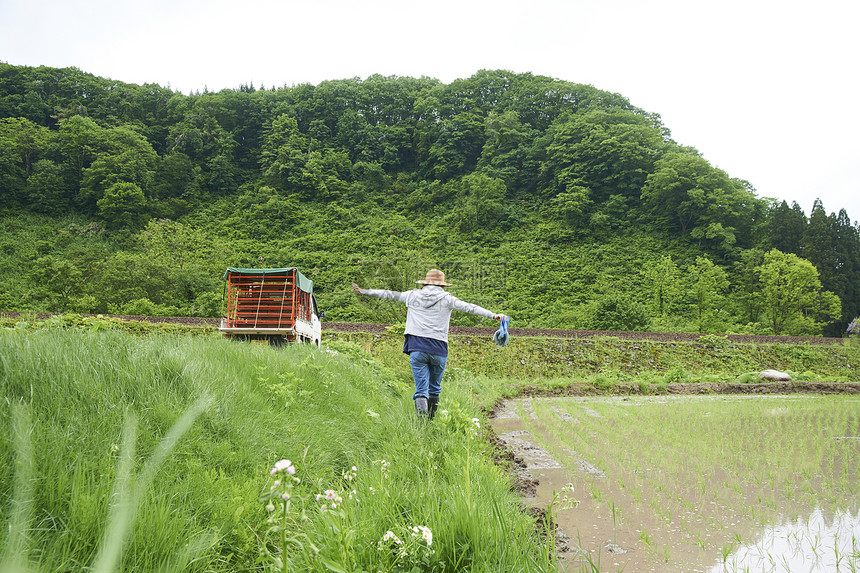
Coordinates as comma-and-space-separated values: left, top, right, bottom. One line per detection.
492, 395, 860, 572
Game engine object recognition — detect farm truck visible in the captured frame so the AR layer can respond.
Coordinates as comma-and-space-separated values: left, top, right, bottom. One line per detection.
219, 267, 322, 346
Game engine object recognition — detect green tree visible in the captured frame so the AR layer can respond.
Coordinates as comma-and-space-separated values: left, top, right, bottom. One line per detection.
757, 249, 841, 335
687, 256, 729, 332
166, 95, 237, 195
478, 110, 537, 189
95, 251, 171, 310
548, 186, 593, 226
644, 255, 683, 316
732, 248, 767, 326
25, 159, 69, 214
80, 126, 158, 210
0, 117, 51, 180
304, 149, 352, 200
136, 219, 229, 313
96, 182, 148, 229
56, 115, 102, 184
544, 108, 665, 207
764, 200, 806, 254
154, 152, 198, 200
642, 152, 760, 252
802, 199, 836, 283
352, 161, 392, 196
261, 114, 352, 199
0, 117, 52, 206
261, 114, 306, 187
423, 112, 484, 181
831, 208, 860, 326
455, 173, 507, 231
28, 255, 83, 311
225, 186, 303, 240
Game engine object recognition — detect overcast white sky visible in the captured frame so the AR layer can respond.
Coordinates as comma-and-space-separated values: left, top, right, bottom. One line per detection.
2, 0, 858, 223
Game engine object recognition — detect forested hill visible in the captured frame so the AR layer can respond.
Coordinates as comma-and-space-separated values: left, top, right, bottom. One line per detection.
1, 64, 858, 336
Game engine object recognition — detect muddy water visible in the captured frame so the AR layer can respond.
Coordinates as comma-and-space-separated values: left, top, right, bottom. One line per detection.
491, 395, 860, 573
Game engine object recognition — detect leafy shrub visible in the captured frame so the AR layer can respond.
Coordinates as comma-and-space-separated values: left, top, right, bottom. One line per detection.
191, 292, 221, 317
696, 334, 729, 349
663, 366, 690, 384
585, 294, 651, 332
589, 375, 614, 391
735, 372, 759, 384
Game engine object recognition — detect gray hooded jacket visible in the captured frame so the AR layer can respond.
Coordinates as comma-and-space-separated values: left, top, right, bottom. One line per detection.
362, 285, 495, 342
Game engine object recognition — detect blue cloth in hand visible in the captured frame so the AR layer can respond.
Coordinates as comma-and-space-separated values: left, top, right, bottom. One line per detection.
493, 317, 510, 346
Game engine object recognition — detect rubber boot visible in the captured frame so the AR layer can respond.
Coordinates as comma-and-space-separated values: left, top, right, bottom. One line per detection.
428, 395, 440, 420
414, 396, 429, 418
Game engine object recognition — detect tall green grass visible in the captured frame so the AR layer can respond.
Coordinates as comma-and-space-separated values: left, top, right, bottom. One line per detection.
0, 328, 555, 572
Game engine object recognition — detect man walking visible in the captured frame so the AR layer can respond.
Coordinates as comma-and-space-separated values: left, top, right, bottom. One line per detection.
353, 269, 506, 419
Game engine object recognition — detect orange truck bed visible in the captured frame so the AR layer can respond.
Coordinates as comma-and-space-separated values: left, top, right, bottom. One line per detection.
220, 267, 320, 344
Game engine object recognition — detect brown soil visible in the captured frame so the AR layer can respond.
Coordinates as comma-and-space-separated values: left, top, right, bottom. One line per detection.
487, 429, 540, 497
485, 426, 560, 548
508, 380, 860, 398
5, 314, 849, 345
1, 312, 222, 327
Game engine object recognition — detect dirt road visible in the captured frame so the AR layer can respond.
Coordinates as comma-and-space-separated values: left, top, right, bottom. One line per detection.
2, 313, 850, 345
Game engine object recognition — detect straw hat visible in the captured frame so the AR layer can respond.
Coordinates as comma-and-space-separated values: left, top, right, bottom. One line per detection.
416, 269, 452, 287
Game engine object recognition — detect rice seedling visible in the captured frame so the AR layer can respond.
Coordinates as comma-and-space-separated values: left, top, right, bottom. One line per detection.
493, 393, 860, 571
720, 540, 736, 563
639, 528, 654, 554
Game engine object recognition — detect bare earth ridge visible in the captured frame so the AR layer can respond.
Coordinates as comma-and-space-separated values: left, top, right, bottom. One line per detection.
12, 314, 843, 345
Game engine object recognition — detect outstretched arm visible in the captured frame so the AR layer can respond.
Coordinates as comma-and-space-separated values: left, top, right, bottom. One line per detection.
450, 296, 507, 322
352, 284, 408, 303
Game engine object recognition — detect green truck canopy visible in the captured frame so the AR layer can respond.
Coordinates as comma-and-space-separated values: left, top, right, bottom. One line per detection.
223, 267, 313, 295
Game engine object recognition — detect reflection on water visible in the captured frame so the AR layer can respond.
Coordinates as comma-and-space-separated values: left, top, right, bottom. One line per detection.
710, 508, 860, 573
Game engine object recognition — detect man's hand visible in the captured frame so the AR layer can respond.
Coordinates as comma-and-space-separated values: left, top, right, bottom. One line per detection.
352, 283, 364, 294
494, 314, 507, 321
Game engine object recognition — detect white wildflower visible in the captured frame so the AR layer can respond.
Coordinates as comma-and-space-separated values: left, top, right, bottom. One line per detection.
270, 459, 294, 475
412, 525, 433, 546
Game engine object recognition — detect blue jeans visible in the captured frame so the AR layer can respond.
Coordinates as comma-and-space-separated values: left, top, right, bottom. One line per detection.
409, 352, 447, 399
